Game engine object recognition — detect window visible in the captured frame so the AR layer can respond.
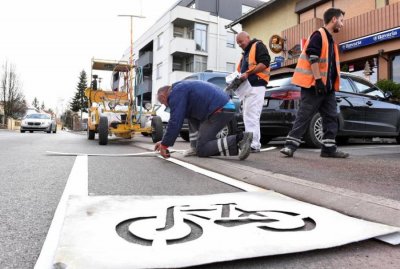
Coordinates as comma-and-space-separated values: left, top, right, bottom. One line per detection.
339, 77, 355, 93
226, 62, 236, 73
392, 54, 400, 83
226, 32, 235, 48
194, 55, 207, 72
173, 26, 184, 38
156, 63, 162, 79
352, 78, 374, 93
342, 58, 378, 84
242, 5, 254, 15
194, 23, 207, 52
157, 32, 163, 49
207, 77, 227, 89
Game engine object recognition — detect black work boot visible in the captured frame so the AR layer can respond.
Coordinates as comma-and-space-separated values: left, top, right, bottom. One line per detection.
320, 150, 349, 158
280, 147, 295, 157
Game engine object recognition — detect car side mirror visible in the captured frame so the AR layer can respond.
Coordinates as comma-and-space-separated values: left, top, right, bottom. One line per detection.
384, 91, 393, 99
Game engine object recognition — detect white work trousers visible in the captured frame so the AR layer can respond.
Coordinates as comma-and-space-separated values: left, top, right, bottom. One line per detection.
242, 85, 265, 150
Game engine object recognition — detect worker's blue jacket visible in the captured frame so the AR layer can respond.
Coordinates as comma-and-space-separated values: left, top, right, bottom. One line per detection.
161, 80, 230, 147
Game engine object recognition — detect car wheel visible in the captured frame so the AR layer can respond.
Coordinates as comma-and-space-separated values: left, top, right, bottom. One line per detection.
87, 128, 95, 140
180, 131, 190, 142
216, 125, 230, 139
98, 116, 108, 145
29, 131, 33, 133
47, 125, 52, 133
304, 113, 323, 148
151, 116, 163, 143
396, 136, 400, 144
20, 130, 25, 133
336, 136, 349, 145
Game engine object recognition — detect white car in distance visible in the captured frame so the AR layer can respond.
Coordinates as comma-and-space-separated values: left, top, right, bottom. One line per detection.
20, 113, 57, 133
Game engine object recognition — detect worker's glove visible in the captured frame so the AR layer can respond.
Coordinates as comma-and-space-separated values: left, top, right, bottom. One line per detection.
155, 142, 170, 158
315, 79, 327, 95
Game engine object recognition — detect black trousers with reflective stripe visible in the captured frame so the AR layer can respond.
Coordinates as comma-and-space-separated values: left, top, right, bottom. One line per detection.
188, 110, 238, 157
286, 87, 338, 153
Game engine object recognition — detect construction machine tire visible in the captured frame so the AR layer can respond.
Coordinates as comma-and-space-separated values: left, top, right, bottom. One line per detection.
98, 116, 109, 145
151, 116, 163, 143
88, 128, 95, 140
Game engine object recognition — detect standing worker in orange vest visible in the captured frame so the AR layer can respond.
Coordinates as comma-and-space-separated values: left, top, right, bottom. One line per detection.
236, 32, 271, 153
280, 8, 349, 158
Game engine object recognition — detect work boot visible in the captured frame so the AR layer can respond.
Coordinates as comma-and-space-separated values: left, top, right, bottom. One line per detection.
250, 147, 260, 153
183, 147, 197, 157
280, 147, 295, 157
238, 132, 253, 160
320, 150, 349, 158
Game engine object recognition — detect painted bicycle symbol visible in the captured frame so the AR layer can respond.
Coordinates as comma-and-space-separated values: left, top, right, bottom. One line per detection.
116, 203, 316, 246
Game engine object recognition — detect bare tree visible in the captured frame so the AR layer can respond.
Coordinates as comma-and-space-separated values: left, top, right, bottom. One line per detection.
1, 61, 27, 121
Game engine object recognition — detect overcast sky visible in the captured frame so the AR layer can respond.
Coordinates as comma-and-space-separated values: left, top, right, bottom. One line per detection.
0, 0, 178, 114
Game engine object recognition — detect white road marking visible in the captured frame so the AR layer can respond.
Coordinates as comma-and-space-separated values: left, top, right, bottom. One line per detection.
46, 150, 184, 157
260, 147, 276, 152
163, 157, 267, 192
34, 155, 88, 269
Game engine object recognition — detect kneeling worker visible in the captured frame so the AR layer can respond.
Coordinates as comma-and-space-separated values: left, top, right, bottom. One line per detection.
154, 80, 253, 160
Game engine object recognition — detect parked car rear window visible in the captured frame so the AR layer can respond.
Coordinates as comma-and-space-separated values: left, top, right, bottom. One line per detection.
207, 77, 227, 89
339, 77, 355, 93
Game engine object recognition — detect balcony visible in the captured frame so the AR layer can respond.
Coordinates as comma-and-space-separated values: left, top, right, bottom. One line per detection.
137, 76, 152, 96
137, 51, 153, 68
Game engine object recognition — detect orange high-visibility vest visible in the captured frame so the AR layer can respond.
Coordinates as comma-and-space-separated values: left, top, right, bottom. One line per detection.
292, 28, 340, 91
237, 41, 270, 83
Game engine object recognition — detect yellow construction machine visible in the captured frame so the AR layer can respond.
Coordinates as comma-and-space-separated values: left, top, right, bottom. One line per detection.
85, 58, 163, 145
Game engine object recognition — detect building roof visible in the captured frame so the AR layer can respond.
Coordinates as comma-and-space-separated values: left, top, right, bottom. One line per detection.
225, 0, 277, 29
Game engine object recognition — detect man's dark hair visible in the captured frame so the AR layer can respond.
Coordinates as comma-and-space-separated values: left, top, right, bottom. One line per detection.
323, 8, 345, 24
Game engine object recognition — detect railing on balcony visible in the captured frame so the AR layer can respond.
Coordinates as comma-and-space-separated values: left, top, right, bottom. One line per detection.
335, 1, 400, 43
137, 51, 153, 68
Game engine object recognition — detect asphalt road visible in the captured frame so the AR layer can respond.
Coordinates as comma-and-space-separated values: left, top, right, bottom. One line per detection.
0, 130, 399, 269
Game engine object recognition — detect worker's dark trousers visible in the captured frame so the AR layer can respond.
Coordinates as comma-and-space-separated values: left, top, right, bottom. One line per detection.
285, 87, 338, 153
188, 110, 239, 157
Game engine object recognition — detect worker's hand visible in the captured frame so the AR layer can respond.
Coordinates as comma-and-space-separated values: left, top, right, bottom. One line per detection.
239, 72, 249, 81
155, 142, 170, 158
315, 79, 327, 95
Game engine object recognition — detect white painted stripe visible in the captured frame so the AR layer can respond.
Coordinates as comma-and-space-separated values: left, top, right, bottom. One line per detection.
260, 147, 276, 152
46, 150, 185, 157
163, 157, 267, 192
34, 155, 88, 269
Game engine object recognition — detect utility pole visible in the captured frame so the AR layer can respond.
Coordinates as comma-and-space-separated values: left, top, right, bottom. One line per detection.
118, 14, 146, 116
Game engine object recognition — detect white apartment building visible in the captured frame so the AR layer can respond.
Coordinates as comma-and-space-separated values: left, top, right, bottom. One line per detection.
130, 0, 262, 105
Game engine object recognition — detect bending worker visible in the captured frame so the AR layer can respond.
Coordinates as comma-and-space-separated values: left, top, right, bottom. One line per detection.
236, 31, 271, 153
154, 80, 253, 160
280, 8, 349, 158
